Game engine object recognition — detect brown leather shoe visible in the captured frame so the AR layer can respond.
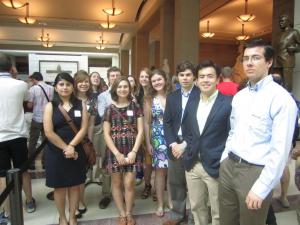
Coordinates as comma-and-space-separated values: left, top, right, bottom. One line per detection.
117, 216, 127, 225
162, 219, 182, 225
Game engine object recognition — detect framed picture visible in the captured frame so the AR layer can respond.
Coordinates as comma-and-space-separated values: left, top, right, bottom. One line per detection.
39, 60, 79, 83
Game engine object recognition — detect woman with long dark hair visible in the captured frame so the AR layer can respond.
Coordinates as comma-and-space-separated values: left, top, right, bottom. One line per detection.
43, 72, 88, 225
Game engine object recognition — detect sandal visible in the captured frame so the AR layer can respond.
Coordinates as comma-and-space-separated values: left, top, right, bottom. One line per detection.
127, 215, 136, 225
117, 216, 127, 225
141, 184, 152, 199
155, 206, 164, 217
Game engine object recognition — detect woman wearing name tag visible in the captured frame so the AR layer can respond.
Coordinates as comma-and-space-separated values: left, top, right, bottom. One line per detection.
43, 72, 88, 225
103, 76, 144, 225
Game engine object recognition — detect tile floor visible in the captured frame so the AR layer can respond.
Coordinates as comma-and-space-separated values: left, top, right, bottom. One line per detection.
20, 158, 300, 225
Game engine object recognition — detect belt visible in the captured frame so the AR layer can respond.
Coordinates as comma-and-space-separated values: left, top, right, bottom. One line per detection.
228, 152, 264, 167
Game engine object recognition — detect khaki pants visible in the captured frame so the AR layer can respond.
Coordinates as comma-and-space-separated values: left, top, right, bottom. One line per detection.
219, 158, 272, 225
93, 124, 111, 196
186, 162, 219, 225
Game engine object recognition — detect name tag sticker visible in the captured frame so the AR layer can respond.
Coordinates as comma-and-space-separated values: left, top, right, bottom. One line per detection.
74, 110, 81, 117
86, 105, 90, 111
127, 110, 133, 116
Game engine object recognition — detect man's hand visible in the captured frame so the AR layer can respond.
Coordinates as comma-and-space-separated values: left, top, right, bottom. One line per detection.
292, 148, 300, 160
171, 142, 186, 159
245, 191, 263, 210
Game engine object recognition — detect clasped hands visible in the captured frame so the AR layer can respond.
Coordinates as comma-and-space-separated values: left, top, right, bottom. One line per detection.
63, 145, 78, 160
171, 142, 186, 159
115, 151, 136, 165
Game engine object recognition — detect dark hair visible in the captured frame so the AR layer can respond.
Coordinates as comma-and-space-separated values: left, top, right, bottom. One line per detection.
149, 69, 170, 97
107, 66, 122, 79
30, 72, 43, 81
221, 66, 233, 79
196, 59, 221, 78
52, 72, 78, 107
176, 60, 195, 76
74, 70, 91, 97
244, 38, 274, 62
0, 53, 12, 72
128, 75, 138, 95
110, 76, 132, 102
89, 71, 102, 93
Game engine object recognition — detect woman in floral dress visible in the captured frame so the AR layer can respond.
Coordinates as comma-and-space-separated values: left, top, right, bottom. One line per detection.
144, 69, 169, 217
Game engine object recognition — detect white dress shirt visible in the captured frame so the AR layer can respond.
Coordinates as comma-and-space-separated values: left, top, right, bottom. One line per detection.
221, 75, 298, 199
97, 88, 112, 117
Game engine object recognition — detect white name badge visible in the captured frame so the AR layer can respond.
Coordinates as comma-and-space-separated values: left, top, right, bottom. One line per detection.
86, 105, 90, 111
74, 110, 81, 117
127, 110, 133, 116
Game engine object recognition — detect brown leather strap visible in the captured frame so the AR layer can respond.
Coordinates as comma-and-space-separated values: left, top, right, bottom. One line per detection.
58, 104, 79, 134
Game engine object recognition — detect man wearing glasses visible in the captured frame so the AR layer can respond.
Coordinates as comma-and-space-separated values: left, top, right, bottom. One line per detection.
219, 39, 298, 225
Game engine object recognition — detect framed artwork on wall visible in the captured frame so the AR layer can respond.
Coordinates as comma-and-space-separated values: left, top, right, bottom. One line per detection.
39, 60, 79, 83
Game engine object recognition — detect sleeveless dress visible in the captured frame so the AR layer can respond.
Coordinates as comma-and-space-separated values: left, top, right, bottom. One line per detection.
103, 101, 143, 173
151, 96, 168, 168
44, 100, 86, 188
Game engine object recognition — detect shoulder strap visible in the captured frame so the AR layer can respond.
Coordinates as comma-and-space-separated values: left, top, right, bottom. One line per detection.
58, 104, 79, 134
38, 84, 50, 102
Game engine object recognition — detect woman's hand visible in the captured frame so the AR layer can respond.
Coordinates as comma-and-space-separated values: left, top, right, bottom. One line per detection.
146, 143, 153, 155
115, 152, 126, 165
63, 145, 77, 159
127, 151, 137, 164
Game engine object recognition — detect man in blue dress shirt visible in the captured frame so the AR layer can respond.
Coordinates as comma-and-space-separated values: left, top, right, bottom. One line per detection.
219, 39, 298, 225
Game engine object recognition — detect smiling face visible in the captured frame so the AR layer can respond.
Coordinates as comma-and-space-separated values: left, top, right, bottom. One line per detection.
197, 67, 219, 97
151, 73, 166, 93
90, 72, 101, 87
139, 70, 150, 87
76, 77, 90, 94
242, 46, 272, 85
116, 80, 130, 99
55, 79, 74, 98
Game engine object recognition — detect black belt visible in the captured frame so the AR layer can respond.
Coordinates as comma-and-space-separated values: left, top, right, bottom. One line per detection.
228, 152, 264, 167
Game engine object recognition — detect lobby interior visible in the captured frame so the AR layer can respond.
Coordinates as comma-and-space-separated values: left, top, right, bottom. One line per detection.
1, 0, 300, 224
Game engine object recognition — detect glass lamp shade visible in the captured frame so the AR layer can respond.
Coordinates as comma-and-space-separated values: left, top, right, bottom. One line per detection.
96, 45, 105, 50
237, 14, 256, 22
235, 35, 250, 41
102, 8, 123, 16
18, 16, 36, 24
42, 42, 54, 48
201, 32, 215, 38
100, 22, 116, 29
2, 0, 25, 8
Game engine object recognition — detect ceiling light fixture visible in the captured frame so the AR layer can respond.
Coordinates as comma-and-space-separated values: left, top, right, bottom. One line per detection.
236, 24, 250, 41
37, 23, 49, 42
96, 32, 107, 50
1, 0, 26, 9
201, 20, 215, 38
18, 2, 36, 24
237, 0, 255, 22
102, 0, 123, 16
42, 33, 54, 48
100, 15, 116, 29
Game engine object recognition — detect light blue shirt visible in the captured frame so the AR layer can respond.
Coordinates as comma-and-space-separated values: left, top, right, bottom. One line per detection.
97, 88, 112, 117
221, 75, 298, 199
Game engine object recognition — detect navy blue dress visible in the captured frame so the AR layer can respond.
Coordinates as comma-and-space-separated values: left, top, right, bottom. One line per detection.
45, 100, 86, 188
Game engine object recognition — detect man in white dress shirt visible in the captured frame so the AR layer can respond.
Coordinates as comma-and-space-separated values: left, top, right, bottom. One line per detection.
219, 39, 298, 225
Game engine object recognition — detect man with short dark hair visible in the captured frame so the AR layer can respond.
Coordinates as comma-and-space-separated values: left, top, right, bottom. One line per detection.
163, 61, 199, 225
181, 60, 232, 225
0, 54, 36, 224
219, 39, 298, 225
27, 72, 54, 169
97, 66, 121, 209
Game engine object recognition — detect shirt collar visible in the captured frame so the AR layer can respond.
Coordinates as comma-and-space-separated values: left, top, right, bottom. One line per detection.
181, 85, 194, 97
200, 90, 218, 103
247, 75, 272, 92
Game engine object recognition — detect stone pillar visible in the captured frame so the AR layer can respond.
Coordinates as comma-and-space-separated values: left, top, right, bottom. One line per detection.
293, 0, 300, 98
174, 0, 199, 70
120, 50, 129, 75
149, 40, 160, 69
160, 0, 174, 74
131, 37, 136, 76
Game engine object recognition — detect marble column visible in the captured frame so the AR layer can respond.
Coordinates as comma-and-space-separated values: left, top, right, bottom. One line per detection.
120, 50, 129, 75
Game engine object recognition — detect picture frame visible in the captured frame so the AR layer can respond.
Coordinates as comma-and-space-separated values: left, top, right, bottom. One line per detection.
39, 60, 79, 83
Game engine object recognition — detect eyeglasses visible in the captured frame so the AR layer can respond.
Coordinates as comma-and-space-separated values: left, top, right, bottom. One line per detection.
242, 55, 264, 63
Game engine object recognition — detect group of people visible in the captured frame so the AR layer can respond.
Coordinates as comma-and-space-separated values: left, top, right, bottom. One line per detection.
0, 38, 299, 225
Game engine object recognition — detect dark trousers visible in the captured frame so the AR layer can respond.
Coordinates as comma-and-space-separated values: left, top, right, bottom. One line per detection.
168, 158, 194, 224
219, 158, 272, 225
28, 120, 45, 165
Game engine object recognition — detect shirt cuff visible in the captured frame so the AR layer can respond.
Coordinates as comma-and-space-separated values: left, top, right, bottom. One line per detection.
250, 179, 271, 199
169, 142, 177, 149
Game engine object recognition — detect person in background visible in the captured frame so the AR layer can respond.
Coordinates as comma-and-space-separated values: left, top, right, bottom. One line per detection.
219, 39, 298, 225
144, 69, 170, 217
43, 72, 88, 225
27, 72, 54, 170
216, 66, 239, 96
97, 66, 122, 209
0, 53, 36, 225
103, 76, 144, 225
163, 61, 198, 225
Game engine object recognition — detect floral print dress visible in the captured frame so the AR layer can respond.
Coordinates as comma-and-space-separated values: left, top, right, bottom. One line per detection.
151, 96, 168, 168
